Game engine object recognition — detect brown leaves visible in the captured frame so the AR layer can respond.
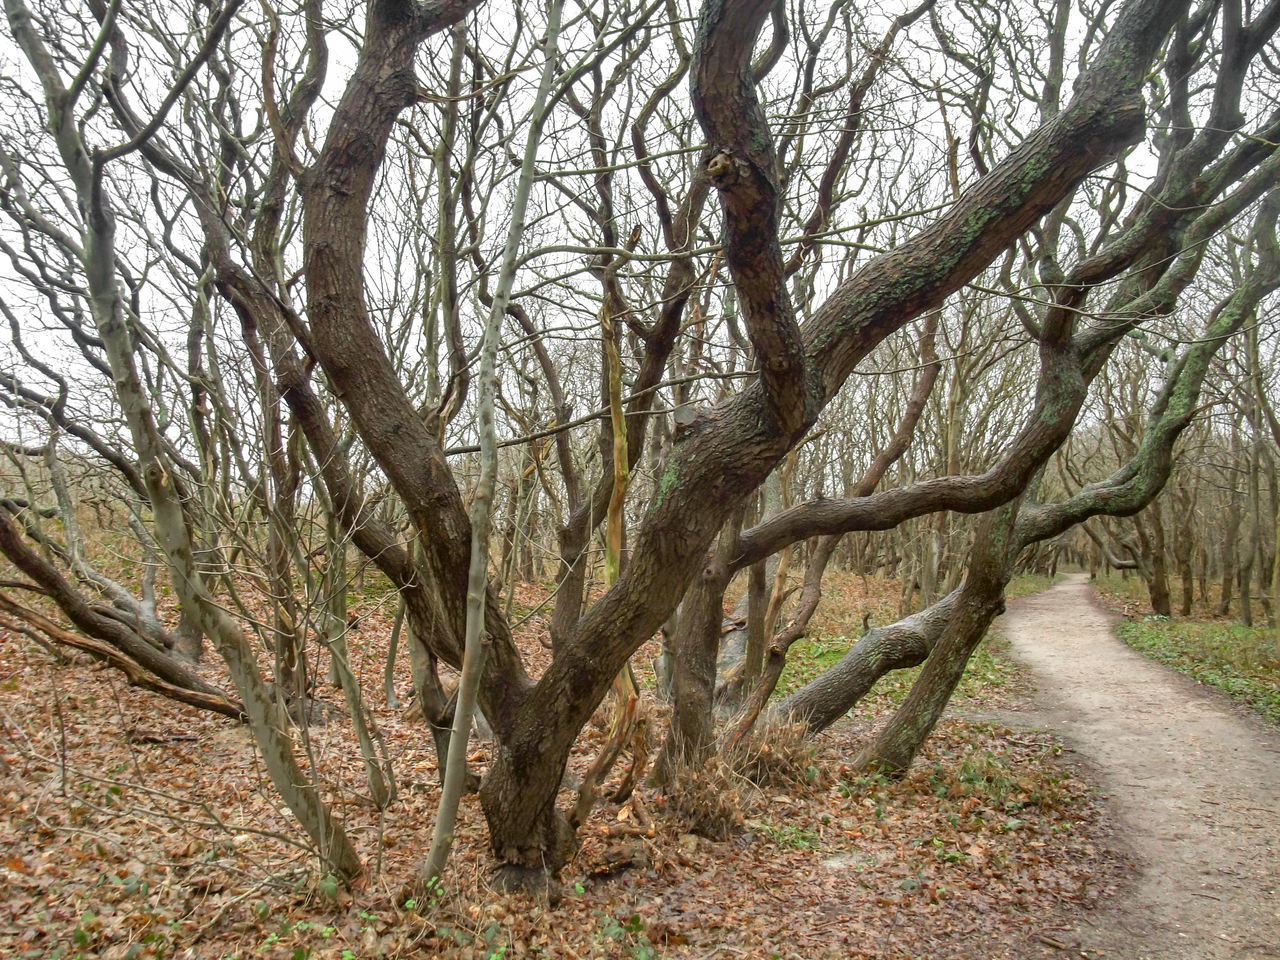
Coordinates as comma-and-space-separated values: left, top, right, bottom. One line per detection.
0, 574, 1127, 960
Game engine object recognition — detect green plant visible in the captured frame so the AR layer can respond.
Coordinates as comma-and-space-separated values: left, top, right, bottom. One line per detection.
596, 912, 657, 957
757, 822, 820, 851
402, 874, 445, 914
71, 911, 95, 948
1004, 572, 1059, 599
1116, 618, 1280, 725
837, 771, 890, 798
928, 835, 966, 863
937, 750, 1066, 812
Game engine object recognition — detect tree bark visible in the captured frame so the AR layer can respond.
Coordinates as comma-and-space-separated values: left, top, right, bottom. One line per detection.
477, 0, 1191, 871
853, 503, 1018, 774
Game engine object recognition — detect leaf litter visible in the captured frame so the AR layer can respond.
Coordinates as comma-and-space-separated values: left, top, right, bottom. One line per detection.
0, 574, 1128, 959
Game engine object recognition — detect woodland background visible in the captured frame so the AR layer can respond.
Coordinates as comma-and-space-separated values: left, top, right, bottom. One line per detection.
0, 0, 1278, 955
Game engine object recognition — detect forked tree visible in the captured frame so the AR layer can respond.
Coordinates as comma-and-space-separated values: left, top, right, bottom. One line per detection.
0, 0, 1278, 889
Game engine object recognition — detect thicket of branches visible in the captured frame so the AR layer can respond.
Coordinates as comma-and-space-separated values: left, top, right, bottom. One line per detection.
1, 0, 1277, 888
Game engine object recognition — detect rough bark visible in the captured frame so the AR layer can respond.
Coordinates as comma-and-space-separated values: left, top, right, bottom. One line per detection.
853, 503, 1018, 774
777, 590, 960, 735
300, 0, 531, 741
477, 0, 1191, 870
653, 509, 743, 782
785, 191, 1280, 743
1136, 505, 1173, 617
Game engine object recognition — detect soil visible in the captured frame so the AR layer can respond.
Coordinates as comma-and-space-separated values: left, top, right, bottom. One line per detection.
998, 573, 1280, 960
0, 572, 1127, 960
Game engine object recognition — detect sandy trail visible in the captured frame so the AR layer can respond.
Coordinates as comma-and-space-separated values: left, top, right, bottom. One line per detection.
999, 574, 1280, 960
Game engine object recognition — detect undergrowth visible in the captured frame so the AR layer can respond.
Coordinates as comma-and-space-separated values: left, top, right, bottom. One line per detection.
779, 633, 1022, 712
842, 725, 1076, 832
777, 572, 1050, 704
1004, 571, 1060, 600
727, 720, 827, 794
662, 758, 745, 840
1116, 618, 1280, 726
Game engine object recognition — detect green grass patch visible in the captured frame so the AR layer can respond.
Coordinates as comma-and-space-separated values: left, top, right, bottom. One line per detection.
778, 632, 1021, 712
1116, 617, 1280, 726
774, 572, 1043, 711
756, 821, 821, 850
778, 633, 858, 694
1005, 572, 1059, 600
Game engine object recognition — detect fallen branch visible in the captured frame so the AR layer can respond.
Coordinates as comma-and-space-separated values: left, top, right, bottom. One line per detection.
0, 593, 244, 721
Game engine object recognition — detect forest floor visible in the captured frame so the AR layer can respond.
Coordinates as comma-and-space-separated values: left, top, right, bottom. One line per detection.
2, 570, 1269, 959
998, 573, 1280, 959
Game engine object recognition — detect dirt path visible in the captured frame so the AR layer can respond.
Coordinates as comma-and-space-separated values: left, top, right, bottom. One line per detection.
999, 574, 1280, 960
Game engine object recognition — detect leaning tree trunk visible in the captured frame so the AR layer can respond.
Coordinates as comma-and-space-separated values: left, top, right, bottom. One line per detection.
1274, 501, 1280, 654
1240, 452, 1260, 627
853, 501, 1020, 774
775, 589, 961, 735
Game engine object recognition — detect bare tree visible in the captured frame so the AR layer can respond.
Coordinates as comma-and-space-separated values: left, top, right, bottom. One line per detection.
1, 0, 1277, 893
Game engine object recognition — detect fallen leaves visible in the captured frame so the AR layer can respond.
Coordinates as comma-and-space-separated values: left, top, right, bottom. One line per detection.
0, 574, 1130, 960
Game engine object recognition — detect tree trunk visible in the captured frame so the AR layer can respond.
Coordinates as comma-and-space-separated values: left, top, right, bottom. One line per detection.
1274, 500, 1280, 654
853, 503, 1018, 774
654, 511, 740, 780
1143, 504, 1173, 617
744, 559, 768, 690
1172, 482, 1196, 617
777, 589, 961, 734
1218, 446, 1242, 616
422, 4, 563, 885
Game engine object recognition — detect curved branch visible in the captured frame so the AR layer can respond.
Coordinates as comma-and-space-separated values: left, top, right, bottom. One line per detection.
492, 0, 1192, 850
694, 0, 808, 434
0, 592, 243, 720
0, 510, 237, 707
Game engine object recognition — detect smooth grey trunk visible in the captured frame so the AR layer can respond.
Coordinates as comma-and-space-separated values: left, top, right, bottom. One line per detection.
327, 625, 392, 809
44, 440, 172, 653
385, 599, 404, 709
416, 0, 563, 889
324, 512, 348, 685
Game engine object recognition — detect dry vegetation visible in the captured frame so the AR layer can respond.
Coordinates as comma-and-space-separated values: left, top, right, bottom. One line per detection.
0, 571, 1123, 960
